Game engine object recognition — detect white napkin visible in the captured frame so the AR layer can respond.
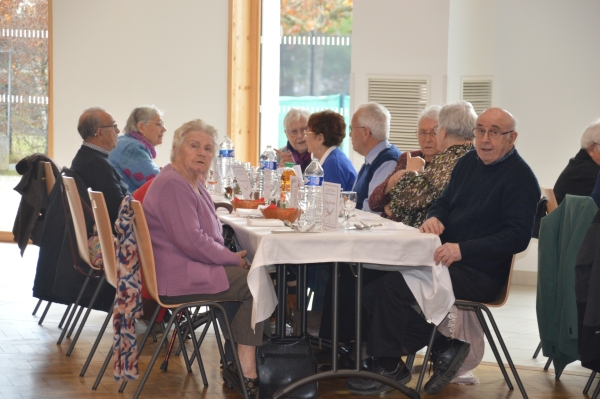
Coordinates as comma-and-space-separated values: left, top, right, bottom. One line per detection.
247, 219, 285, 227
235, 208, 263, 217
210, 194, 225, 202
373, 221, 415, 231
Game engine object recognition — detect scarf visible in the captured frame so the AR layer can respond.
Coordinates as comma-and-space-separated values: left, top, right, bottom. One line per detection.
127, 131, 157, 159
287, 141, 312, 172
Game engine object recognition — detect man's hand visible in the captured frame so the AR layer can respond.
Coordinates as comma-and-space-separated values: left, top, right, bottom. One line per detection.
420, 217, 445, 235
385, 170, 406, 194
274, 149, 294, 165
406, 154, 426, 173
236, 250, 249, 269
433, 243, 461, 267
384, 204, 393, 217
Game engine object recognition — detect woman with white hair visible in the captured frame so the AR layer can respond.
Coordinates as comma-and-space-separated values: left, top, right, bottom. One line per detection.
387, 100, 476, 227
142, 119, 263, 398
369, 105, 441, 215
109, 105, 167, 191
554, 119, 600, 204
276, 107, 313, 171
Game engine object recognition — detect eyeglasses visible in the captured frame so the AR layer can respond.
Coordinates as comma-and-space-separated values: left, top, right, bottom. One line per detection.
100, 123, 118, 130
149, 120, 165, 128
473, 127, 513, 139
349, 126, 366, 133
286, 127, 308, 137
417, 127, 437, 137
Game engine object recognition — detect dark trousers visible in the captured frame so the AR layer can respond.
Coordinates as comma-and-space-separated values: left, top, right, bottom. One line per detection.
366, 263, 503, 358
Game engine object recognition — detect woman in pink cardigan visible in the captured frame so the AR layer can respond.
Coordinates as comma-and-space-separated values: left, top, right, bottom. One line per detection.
143, 119, 263, 397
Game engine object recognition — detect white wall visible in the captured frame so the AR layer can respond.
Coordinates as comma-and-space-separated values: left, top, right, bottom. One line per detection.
52, 0, 229, 169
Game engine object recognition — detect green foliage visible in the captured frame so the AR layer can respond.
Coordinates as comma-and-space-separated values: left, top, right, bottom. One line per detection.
281, 0, 353, 35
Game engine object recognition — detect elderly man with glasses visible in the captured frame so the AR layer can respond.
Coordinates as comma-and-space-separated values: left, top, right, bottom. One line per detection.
554, 120, 600, 205
346, 107, 540, 395
276, 108, 313, 172
349, 102, 400, 212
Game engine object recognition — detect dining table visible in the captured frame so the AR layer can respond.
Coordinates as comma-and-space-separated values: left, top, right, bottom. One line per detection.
216, 207, 455, 399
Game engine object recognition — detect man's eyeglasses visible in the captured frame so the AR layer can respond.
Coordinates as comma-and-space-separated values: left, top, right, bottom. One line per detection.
286, 127, 308, 137
473, 127, 513, 140
349, 126, 366, 133
100, 123, 118, 130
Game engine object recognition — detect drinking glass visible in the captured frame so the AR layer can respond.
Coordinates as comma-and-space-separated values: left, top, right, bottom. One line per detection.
340, 191, 357, 229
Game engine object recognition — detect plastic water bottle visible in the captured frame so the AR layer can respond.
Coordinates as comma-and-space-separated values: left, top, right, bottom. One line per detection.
304, 157, 324, 230
259, 145, 278, 202
219, 136, 235, 193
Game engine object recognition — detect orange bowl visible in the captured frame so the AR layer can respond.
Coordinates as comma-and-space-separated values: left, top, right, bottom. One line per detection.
231, 199, 265, 211
260, 207, 299, 223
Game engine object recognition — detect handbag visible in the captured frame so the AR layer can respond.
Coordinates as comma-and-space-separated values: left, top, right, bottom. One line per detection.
88, 224, 103, 268
256, 334, 318, 399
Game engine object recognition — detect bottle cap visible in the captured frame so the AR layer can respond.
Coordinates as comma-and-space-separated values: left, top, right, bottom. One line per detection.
285, 162, 294, 167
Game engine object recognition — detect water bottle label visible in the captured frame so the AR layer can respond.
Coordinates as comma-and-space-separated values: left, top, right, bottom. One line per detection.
304, 176, 323, 186
220, 149, 234, 158
261, 160, 278, 170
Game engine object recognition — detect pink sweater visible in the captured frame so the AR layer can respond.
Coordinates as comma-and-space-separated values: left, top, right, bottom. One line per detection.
143, 164, 240, 296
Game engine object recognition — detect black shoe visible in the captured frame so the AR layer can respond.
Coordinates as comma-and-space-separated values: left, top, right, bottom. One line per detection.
346, 358, 411, 395
223, 362, 259, 399
424, 339, 471, 394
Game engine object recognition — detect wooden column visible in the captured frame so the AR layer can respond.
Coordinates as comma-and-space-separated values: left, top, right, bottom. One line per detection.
228, 0, 261, 165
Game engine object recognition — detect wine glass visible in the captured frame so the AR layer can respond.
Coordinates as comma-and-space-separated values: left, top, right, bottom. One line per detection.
340, 191, 357, 229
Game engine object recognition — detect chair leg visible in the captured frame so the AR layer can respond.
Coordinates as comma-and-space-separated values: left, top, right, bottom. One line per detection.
58, 304, 72, 329
593, 377, 600, 399
533, 341, 542, 358
92, 343, 113, 390
555, 367, 564, 380
66, 305, 86, 339
174, 312, 193, 373
66, 275, 107, 356
118, 304, 164, 393
38, 301, 52, 325
188, 315, 212, 366
415, 323, 437, 392
474, 308, 513, 389
479, 306, 529, 399
544, 357, 553, 370
32, 299, 43, 315
584, 371, 597, 394
184, 308, 208, 386
57, 270, 93, 344
80, 304, 113, 377
208, 307, 228, 370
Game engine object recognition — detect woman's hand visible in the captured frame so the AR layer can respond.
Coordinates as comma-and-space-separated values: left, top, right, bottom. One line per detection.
406, 154, 426, 173
274, 149, 294, 165
236, 250, 249, 269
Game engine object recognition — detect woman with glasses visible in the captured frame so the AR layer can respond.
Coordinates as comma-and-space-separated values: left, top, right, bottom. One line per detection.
368, 105, 441, 217
276, 108, 313, 172
386, 101, 476, 227
109, 105, 167, 192
305, 109, 357, 190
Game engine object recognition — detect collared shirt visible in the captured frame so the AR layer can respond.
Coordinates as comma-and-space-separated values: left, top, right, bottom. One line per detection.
317, 146, 336, 165
82, 141, 110, 156
355, 140, 398, 212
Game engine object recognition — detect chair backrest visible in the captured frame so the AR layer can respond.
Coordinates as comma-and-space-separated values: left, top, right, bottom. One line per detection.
88, 189, 118, 288
541, 187, 558, 213
43, 161, 55, 195
62, 175, 94, 269
130, 200, 164, 306
487, 254, 517, 308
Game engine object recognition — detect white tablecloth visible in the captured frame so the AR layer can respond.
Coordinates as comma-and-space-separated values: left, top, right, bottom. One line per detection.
218, 209, 454, 328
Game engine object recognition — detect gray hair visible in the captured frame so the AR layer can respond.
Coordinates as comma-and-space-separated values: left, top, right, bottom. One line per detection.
438, 101, 477, 140
418, 105, 441, 125
283, 108, 310, 131
171, 119, 218, 162
124, 105, 163, 134
77, 107, 106, 139
355, 102, 390, 141
580, 119, 600, 149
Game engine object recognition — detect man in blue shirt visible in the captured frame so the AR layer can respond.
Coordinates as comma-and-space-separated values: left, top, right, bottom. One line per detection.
350, 103, 400, 212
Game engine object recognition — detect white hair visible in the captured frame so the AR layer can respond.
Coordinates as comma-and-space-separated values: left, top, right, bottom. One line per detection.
124, 105, 163, 134
418, 105, 441, 125
283, 108, 310, 131
171, 119, 217, 162
355, 102, 390, 141
438, 101, 477, 140
580, 119, 600, 149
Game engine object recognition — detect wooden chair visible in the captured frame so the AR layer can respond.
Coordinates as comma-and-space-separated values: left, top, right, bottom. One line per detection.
126, 200, 250, 399
32, 161, 60, 325
411, 256, 527, 398
58, 176, 105, 351
541, 187, 558, 213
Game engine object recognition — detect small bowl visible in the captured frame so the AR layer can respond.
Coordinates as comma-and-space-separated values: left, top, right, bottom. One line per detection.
260, 207, 300, 223
231, 199, 265, 211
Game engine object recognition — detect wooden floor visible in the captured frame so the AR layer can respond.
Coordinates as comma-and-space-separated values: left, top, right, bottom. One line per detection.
1, 242, 599, 399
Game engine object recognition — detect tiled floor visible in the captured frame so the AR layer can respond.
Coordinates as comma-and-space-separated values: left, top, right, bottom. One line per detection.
1, 242, 599, 398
